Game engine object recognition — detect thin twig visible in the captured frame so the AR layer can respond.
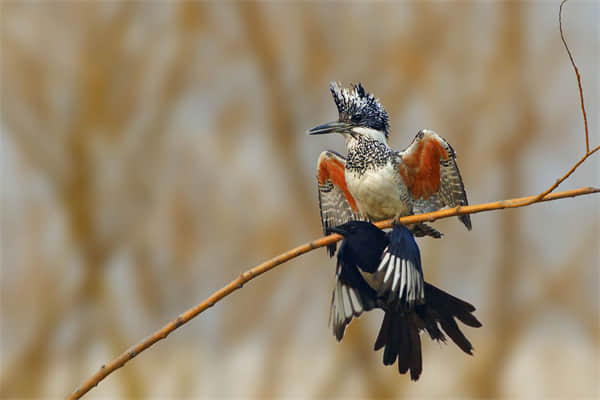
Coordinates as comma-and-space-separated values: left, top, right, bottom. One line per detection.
560, 0, 589, 153
522, 144, 600, 206
516, 0, 598, 208
68, 186, 599, 400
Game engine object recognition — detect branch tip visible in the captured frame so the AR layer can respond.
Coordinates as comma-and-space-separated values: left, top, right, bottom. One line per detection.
559, 0, 590, 153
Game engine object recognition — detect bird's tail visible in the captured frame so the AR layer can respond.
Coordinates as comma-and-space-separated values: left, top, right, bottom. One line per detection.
373, 311, 423, 381
421, 282, 482, 355
373, 283, 482, 381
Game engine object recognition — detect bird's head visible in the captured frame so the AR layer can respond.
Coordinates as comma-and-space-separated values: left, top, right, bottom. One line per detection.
308, 82, 390, 144
330, 220, 381, 238
330, 221, 388, 268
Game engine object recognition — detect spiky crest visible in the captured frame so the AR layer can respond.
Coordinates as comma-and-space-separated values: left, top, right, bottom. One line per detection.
329, 81, 391, 137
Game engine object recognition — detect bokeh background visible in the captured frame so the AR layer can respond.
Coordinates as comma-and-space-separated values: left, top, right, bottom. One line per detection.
1, 1, 598, 399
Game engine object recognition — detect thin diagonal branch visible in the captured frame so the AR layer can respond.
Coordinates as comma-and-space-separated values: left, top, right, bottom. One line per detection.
68, 186, 599, 400
517, 0, 598, 208
522, 144, 599, 206
560, 0, 589, 153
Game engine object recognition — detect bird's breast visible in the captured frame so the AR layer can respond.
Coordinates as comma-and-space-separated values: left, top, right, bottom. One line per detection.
346, 164, 411, 221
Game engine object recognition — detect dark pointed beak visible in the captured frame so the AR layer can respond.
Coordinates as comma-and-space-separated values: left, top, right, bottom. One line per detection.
329, 226, 348, 236
307, 121, 351, 135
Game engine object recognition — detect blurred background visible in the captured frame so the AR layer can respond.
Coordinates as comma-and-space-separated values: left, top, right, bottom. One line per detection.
1, 1, 598, 399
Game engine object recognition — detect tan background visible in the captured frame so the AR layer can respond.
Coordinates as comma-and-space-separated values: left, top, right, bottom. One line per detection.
1, 1, 598, 399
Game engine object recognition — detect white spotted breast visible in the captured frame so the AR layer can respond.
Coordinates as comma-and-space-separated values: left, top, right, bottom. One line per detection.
346, 161, 412, 221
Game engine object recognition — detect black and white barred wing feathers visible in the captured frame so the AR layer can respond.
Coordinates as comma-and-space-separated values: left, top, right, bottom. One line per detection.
317, 150, 363, 256
329, 266, 366, 341
365, 225, 425, 307
398, 129, 472, 230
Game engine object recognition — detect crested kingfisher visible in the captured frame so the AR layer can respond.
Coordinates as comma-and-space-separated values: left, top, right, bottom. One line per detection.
329, 221, 481, 381
309, 82, 472, 304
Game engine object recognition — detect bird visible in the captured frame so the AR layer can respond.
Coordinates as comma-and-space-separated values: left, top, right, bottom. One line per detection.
310, 82, 471, 259
310, 82, 472, 306
328, 220, 481, 381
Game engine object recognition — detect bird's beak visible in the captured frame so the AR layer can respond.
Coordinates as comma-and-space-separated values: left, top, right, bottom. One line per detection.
307, 121, 351, 135
329, 226, 347, 236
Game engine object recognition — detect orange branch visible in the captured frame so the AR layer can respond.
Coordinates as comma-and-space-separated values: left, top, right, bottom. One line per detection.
68, 186, 599, 400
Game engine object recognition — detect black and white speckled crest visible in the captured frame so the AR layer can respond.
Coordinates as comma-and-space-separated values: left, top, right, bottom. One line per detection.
329, 82, 391, 138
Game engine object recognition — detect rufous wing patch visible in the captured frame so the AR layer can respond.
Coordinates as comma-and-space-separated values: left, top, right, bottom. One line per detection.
318, 156, 359, 212
399, 137, 449, 199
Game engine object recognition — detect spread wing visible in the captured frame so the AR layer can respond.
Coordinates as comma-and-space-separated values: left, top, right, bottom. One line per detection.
397, 129, 471, 230
329, 225, 380, 341
317, 150, 363, 256
330, 271, 366, 341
